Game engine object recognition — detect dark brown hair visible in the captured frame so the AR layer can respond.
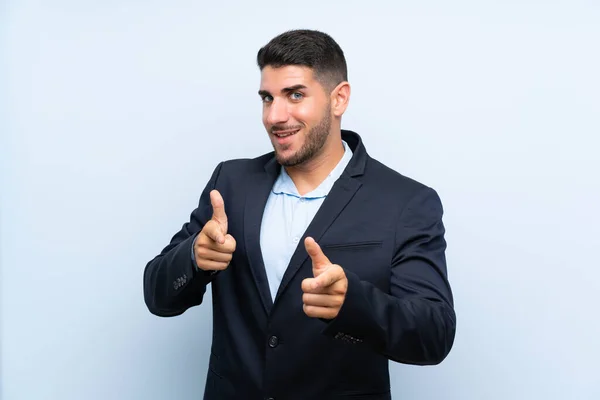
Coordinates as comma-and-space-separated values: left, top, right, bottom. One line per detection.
257, 29, 348, 91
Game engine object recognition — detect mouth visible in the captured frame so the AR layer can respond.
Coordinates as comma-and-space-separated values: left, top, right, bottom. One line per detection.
272, 129, 300, 138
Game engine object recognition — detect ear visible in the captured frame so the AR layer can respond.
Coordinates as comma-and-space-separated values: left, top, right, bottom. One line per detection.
331, 81, 351, 117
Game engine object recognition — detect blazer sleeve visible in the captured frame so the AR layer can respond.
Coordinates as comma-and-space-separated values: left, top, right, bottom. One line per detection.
321, 186, 456, 365
143, 162, 224, 317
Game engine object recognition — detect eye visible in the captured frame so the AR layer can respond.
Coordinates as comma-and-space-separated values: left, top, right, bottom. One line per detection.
261, 95, 273, 103
290, 92, 304, 101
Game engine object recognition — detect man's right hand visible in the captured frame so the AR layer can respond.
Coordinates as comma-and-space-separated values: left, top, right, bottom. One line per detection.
194, 190, 236, 272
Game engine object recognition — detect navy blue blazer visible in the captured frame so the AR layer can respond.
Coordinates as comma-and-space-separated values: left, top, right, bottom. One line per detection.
143, 130, 456, 400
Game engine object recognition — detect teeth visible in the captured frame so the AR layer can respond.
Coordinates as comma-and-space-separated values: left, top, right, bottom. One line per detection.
275, 131, 296, 138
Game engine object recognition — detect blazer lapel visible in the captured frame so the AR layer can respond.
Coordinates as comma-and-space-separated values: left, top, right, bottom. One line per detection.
245, 129, 368, 314
243, 157, 279, 314
273, 174, 363, 305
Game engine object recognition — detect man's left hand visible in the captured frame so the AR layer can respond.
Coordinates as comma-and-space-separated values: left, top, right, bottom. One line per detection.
301, 237, 348, 320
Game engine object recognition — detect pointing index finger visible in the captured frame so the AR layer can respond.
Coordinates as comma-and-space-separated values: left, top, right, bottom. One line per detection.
305, 237, 330, 265
210, 190, 228, 231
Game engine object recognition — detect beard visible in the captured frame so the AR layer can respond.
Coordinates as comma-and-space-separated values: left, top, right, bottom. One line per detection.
273, 103, 332, 167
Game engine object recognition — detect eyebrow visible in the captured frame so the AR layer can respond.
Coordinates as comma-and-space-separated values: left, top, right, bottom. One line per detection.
258, 84, 308, 97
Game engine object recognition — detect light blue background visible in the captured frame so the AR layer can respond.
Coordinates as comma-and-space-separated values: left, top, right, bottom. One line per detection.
2, 1, 599, 399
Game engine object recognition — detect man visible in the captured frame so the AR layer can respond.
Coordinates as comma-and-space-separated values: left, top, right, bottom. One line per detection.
144, 29, 456, 400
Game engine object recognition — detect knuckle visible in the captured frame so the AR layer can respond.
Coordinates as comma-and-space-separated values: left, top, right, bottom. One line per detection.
195, 246, 207, 258
226, 235, 237, 251
196, 261, 210, 271
303, 305, 314, 317
301, 281, 311, 293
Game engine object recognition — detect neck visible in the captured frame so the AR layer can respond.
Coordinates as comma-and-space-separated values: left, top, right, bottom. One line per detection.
285, 135, 345, 196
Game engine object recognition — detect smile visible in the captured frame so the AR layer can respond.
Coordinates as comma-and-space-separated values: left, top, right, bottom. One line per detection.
273, 129, 299, 138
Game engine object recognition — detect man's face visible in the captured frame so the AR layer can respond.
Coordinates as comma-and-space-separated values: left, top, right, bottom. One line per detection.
259, 65, 332, 167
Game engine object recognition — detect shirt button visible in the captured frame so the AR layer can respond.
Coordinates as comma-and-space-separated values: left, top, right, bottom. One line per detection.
268, 335, 279, 348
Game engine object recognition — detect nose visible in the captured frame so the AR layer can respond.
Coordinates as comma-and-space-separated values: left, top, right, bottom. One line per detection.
265, 98, 289, 127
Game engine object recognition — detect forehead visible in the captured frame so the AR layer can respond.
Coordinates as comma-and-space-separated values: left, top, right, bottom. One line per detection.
259, 65, 318, 90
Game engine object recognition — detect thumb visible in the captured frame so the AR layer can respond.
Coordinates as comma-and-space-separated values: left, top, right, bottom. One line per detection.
304, 237, 331, 277
210, 190, 228, 233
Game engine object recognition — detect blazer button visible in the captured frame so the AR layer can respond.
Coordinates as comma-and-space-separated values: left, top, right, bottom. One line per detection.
268, 336, 279, 348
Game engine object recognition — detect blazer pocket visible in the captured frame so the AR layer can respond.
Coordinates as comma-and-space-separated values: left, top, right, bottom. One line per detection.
208, 364, 223, 379
207, 354, 236, 397
322, 241, 383, 250
208, 350, 224, 379
320, 241, 387, 286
